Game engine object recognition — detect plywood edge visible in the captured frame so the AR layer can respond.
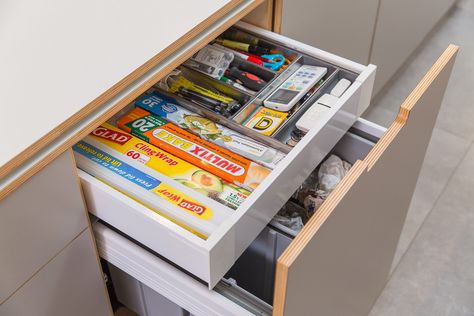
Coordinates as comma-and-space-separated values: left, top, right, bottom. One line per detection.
364, 44, 459, 170
241, 0, 274, 30
0, 0, 264, 201
273, 0, 283, 33
364, 120, 404, 171
273, 160, 368, 316
266, 0, 275, 30
272, 260, 288, 315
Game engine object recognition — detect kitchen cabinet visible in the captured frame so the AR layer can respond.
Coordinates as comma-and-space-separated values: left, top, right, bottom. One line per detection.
0, 1, 458, 315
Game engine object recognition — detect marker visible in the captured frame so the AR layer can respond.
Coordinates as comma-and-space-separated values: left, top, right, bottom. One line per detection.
215, 39, 270, 56
213, 44, 263, 66
220, 76, 256, 94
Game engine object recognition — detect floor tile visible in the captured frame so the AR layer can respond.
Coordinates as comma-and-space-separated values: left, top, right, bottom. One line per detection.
369, 2, 474, 141
370, 144, 474, 316
371, 49, 437, 114
436, 58, 474, 141
427, 4, 474, 141
390, 128, 470, 270
362, 104, 398, 128
370, 7, 458, 113
367, 1, 474, 314
458, 0, 474, 13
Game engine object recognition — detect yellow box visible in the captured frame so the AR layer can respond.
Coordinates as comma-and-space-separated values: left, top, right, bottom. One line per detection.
244, 107, 288, 136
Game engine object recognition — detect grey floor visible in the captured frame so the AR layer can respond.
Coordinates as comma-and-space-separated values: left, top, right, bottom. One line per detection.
364, 1, 474, 315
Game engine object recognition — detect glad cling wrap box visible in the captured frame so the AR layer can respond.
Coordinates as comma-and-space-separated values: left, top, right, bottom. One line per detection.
73, 131, 235, 239
134, 91, 286, 169
83, 123, 249, 210
118, 107, 272, 191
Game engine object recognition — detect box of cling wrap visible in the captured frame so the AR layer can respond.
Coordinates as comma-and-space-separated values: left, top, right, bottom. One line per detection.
134, 92, 286, 169
118, 107, 271, 191
83, 123, 250, 210
73, 137, 234, 239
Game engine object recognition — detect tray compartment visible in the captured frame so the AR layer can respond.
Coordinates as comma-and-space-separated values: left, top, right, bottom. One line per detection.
274, 66, 359, 144
232, 54, 339, 136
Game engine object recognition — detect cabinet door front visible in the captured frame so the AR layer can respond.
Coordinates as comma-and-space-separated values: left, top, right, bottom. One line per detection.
0, 151, 88, 302
0, 229, 112, 316
273, 45, 458, 316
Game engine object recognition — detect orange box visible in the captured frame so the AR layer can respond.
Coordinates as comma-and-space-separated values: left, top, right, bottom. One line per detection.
118, 107, 271, 190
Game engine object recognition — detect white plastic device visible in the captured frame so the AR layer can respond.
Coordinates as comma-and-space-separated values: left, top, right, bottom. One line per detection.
330, 78, 351, 97
264, 65, 327, 112
295, 78, 352, 133
295, 94, 337, 133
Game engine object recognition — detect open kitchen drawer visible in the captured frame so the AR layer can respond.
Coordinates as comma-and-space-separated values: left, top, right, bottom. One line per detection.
87, 45, 458, 316
78, 21, 376, 288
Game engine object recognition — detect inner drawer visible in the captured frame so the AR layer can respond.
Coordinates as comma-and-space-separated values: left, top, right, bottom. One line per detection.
94, 118, 385, 316
225, 120, 384, 306
77, 21, 375, 288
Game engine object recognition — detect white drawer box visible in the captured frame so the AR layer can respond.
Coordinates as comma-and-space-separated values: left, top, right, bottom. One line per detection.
79, 22, 376, 288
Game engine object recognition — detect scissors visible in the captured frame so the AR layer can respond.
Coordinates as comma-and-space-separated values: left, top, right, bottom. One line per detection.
261, 54, 285, 71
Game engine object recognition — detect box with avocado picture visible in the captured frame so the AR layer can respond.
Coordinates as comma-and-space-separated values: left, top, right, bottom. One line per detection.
86, 123, 250, 210
117, 107, 272, 191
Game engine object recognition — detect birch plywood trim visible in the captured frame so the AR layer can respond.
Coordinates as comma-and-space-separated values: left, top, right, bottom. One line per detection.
242, 0, 274, 30
273, 45, 458, 316
0, 0, 263, 201
273, 0, 283, 33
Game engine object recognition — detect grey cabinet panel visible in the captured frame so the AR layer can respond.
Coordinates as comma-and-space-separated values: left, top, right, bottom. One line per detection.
279, 0, 379, 64
0, 150, 88, 302
109, 264, 148, 316
0, 229, 112, 316
370, 0, 456, 95
110, 261, 189, 316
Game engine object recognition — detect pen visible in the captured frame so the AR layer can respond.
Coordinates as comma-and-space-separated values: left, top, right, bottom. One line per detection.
220, 76, 256, 94
215, 39, 270, 56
